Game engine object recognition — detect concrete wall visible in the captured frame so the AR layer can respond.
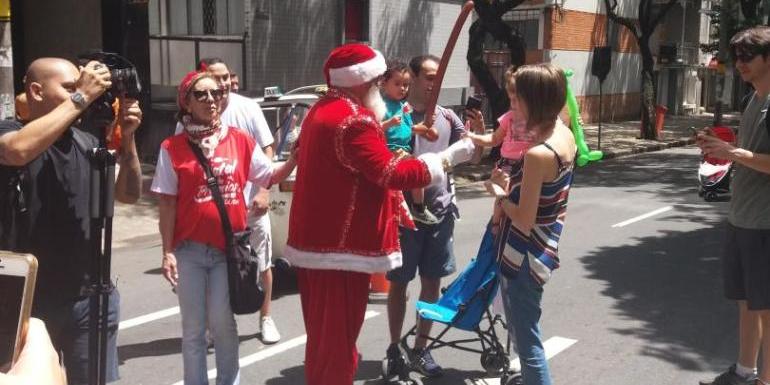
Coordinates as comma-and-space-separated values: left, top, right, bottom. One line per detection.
369, 0, 471, 106
243, 0, 471, 104
245, 0, 342, 95
15, 0, 102, 66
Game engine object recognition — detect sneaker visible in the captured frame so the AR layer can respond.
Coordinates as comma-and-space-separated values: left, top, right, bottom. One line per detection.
699, 365, 756, 385
411, 347, 443, 378
260, 316, 281, 344
383, 343, 406, 381
411, 207, 439, 225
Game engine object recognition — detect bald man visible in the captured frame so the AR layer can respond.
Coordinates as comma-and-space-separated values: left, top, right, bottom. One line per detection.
0, 58, 142, 384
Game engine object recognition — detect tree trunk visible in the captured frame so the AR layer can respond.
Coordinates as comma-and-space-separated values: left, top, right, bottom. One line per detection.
639, 37, 658, 140
467, 20, 510, 121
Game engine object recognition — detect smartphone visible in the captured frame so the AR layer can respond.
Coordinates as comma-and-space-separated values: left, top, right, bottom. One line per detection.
465, 95, 483, 111
0, 253, 37, 373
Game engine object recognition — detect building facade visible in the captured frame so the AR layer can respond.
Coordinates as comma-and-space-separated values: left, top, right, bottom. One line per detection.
148, 0, 471, 106
478, 0, 643, 123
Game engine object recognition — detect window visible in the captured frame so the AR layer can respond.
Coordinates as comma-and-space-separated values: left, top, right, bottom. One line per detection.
484, 8, 541, 51
345, 0, 369, 43
149, 0, 245, 36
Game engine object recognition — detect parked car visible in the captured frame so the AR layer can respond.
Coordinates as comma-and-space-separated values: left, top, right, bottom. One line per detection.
256, 90, 320, 261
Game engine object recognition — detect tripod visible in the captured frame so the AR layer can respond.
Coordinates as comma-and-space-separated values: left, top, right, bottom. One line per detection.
86, 143, 116, 385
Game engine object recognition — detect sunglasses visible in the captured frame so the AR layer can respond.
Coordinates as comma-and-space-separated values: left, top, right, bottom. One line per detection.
191, 88, 224, 102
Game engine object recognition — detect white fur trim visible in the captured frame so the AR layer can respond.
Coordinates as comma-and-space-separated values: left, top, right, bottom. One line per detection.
328, 50, 387, 87
418, 152, 446, 187
283, 245, 402, 273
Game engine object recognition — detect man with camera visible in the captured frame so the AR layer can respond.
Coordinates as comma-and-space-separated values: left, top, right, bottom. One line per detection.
0, 57, 143, 384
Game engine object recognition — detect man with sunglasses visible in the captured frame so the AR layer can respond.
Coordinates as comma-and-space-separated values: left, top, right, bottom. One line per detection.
174, 58, 281, 344
698, 26, 770, 385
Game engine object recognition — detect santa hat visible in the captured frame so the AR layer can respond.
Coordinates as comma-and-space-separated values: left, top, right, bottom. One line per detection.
323, 43, 387, 88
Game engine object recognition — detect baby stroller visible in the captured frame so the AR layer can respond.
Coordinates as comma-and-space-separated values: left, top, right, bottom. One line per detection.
698, 126, 736, 202
382, 226, 513, 385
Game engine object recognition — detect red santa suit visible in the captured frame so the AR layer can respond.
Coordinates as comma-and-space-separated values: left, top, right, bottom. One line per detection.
284, 44, 446, 385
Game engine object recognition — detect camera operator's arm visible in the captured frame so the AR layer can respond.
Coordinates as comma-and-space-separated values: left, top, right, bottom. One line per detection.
0, 61, 110, 166
115, 98, 142, 204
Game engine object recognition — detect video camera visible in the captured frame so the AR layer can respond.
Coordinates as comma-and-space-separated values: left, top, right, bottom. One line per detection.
77, 51, 142, 135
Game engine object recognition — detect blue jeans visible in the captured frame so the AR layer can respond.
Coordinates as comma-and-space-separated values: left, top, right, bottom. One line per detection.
176, 241, 240, 385
500, 264, 551, 385
35, 290, 121, 385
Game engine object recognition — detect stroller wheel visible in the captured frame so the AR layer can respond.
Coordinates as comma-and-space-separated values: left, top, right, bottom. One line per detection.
481, 351, 510, 376
705, 192, 718, 202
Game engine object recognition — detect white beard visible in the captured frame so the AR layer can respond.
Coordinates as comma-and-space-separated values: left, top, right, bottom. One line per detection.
363, 85, 387, 121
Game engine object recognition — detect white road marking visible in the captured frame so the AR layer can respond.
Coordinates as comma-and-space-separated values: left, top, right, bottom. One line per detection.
468, 336, 578, 385
169, 310, 381, 385
119, 306, 180, 330
543, 336, 578, 359
611, 206, 673, 228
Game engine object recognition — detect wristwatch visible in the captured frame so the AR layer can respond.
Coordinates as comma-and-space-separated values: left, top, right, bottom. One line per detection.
70, 92, 88, 110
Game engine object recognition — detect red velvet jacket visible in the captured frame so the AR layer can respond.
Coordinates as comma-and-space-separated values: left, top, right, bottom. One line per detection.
284, 89, 438, 273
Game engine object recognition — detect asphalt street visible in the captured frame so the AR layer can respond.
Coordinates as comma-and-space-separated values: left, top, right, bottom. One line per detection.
111, 146, 736, 385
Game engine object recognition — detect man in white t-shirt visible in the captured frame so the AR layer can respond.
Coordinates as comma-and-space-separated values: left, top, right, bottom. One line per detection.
174, 58, 281, 344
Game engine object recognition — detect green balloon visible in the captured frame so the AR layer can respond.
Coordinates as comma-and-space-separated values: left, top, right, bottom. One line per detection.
564, 69, 603, 166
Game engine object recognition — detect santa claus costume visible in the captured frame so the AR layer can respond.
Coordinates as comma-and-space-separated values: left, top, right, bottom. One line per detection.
284, 44, 453, 385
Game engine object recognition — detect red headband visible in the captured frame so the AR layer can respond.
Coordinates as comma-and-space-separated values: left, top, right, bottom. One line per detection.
177, 70, 209, 113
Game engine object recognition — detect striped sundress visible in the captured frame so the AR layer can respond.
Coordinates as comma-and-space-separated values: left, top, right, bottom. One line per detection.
497, 142, 574, 285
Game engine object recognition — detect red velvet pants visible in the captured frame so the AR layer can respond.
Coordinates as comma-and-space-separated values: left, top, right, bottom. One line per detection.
296, 268, 370, 385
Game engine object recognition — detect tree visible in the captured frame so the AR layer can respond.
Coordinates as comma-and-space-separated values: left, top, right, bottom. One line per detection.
466, 0, 527, 124
604, 0, 679, 140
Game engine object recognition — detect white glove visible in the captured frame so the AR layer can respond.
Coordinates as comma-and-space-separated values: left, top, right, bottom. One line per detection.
417, 152, 446, 187
439, 137, 475, 167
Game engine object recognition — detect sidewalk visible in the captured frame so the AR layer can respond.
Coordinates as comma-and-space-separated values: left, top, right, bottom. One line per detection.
114, 112, 740, 247
453, 112, 741, 184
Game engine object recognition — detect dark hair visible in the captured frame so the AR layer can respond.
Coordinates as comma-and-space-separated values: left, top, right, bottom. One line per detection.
513, 63, 567, 133
503, 65, 517, 93
383, 59, 409, 81
408, 55, 440, 77
730, 27, 770, 61
197, 57, 227, 71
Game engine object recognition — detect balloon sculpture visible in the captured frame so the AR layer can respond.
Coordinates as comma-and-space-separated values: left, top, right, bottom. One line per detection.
564, 69, 603, 166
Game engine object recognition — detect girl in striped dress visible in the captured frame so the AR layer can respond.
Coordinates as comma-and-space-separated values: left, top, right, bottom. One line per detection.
485, 64, 577, 385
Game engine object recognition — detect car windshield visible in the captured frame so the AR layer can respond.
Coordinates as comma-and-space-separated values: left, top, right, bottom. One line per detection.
261, 104, 310, 161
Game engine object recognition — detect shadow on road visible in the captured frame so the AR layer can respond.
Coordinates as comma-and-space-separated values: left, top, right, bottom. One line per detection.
118, 333, 259, 363
578, 148, 737, 372
573, 148, 702, 198
263, 360, 492, 385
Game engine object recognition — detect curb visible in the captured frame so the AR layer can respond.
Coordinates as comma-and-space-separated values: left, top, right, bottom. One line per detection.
453, 137, 697, 182
599, 137, 696, 160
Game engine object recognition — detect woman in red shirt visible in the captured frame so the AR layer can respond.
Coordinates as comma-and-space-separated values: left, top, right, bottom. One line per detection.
151, 71, 295, 385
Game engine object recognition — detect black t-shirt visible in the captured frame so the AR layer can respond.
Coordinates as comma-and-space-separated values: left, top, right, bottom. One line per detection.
0, 120, 98, 305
